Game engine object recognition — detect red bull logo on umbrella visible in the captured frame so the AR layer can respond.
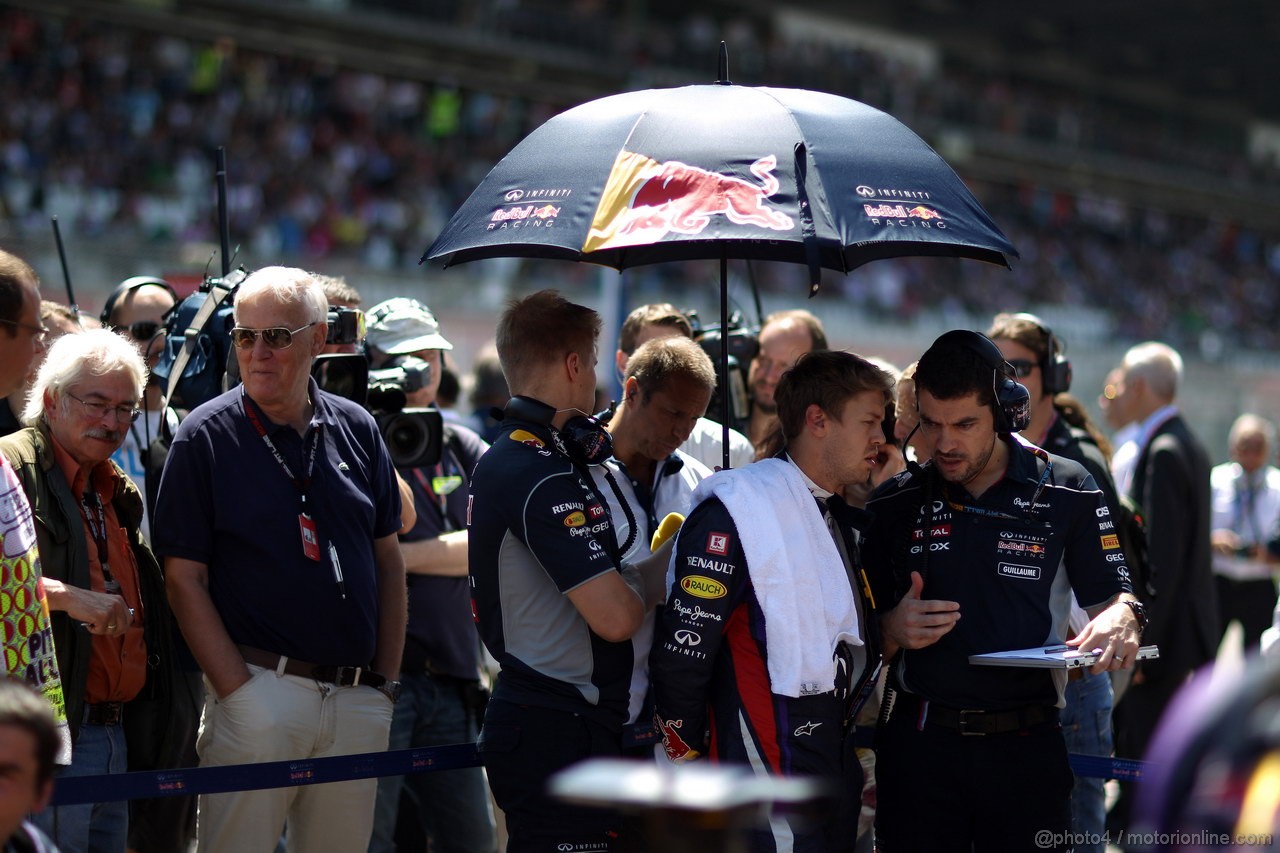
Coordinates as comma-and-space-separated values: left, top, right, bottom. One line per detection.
863, 201, 948, 228
488, 204, 561, 230
584, 151, 794, 252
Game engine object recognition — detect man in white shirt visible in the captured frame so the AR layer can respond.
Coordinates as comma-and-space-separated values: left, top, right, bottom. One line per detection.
614, 303, 753, 470
593, 335, 716, 756
1211, 413, 1280, 651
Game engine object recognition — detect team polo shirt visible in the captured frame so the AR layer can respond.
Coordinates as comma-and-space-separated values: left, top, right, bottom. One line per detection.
468, 417, 633, 729
864, 437, 1131, 710
153, 380, 401, 667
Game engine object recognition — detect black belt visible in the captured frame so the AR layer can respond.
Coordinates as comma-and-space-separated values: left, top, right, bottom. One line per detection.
400, 636, 477, 682
84, 702, 124, 726
238, 645, 387, 689
901, 695, 1058, 736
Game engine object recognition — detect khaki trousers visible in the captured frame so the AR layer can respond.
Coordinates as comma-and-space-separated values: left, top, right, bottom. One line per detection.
195, 663, 394, 853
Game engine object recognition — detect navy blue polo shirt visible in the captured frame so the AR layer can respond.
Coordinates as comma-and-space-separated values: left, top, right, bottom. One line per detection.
153, 380, 401, 666
865, 437, 1131, 710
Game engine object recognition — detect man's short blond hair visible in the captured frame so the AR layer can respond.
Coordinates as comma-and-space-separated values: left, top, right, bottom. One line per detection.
626, 336, 716, 400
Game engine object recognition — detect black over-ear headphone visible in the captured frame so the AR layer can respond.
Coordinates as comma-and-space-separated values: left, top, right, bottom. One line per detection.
1009, 312, 1073, 395
927, 330, 1031, 433
500, 396, 614, 466
100, 276, 178, 326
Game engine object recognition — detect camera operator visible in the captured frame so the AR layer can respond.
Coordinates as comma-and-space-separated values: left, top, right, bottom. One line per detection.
746, 310, 827, 454
362, 297, 498, 853
314, 276, 416, 534
616, 303, 753, 471
102, 277, 178, 543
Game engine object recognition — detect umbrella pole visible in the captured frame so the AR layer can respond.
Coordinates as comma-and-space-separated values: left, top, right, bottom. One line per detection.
719, 249, 731, 471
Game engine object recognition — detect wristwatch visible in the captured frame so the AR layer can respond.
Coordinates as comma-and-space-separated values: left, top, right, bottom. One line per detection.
376, 680, 403, 704
1122, 599, 1148, 634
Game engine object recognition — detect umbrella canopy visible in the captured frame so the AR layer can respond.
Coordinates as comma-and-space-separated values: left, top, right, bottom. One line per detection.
424, 67, 1019, 469
424, 82, 1018, 287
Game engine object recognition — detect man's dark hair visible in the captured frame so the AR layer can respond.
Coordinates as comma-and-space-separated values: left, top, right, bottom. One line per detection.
762, 309, 828, 351
774, 350, 895, 443
0, 679, 59, 789
915, 337, 996, 409
0, 249, 37, 330
496, 289, 600, 393
618, 303, 693, 355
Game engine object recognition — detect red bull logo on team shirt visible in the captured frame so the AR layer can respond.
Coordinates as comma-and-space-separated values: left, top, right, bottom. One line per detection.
657, 717, 698, 762
584, 150, 794, 251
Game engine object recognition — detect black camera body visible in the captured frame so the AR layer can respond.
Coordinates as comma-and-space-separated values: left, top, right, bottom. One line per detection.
686, 309, 758, 435
312, 354, 443, 468
325, 306, 365, 347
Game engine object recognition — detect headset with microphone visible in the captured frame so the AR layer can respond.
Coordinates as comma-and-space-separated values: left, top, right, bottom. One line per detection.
926, 329, 1032, 434
900, 330, 1036, 582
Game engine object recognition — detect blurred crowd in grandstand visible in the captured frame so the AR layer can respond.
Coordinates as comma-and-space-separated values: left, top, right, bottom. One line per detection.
1, 5, 1278, 350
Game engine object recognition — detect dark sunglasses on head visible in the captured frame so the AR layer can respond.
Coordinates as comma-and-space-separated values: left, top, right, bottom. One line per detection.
231, 322, 317, 350
1006, 359, 1037, 379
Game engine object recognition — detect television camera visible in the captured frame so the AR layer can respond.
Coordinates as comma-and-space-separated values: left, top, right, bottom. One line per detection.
312, 343, 443, 470
685, 309, 758, 436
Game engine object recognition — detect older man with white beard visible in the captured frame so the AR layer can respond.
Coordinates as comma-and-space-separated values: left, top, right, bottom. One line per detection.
0, 329, 176, 853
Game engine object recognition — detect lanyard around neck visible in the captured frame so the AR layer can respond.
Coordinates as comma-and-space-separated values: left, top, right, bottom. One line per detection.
242, 393, 322, 506
79, 485, 120, 593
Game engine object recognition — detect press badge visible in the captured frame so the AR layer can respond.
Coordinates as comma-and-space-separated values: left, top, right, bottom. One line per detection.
432, 475, 463, 496
299, 513, 321, 561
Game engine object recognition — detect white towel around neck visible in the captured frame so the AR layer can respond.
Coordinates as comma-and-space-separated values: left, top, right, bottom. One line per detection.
683, 458, 862, 697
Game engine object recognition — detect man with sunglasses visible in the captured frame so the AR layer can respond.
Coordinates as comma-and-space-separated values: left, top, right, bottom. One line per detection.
154, 266, 405, 853
103, 278, 177, 542
864, 330, 1142, 853
0, 329, 178, 853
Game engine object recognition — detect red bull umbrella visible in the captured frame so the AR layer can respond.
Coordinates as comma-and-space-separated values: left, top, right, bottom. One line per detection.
424, 79, 1017, 287
424, 57, 1018, 468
